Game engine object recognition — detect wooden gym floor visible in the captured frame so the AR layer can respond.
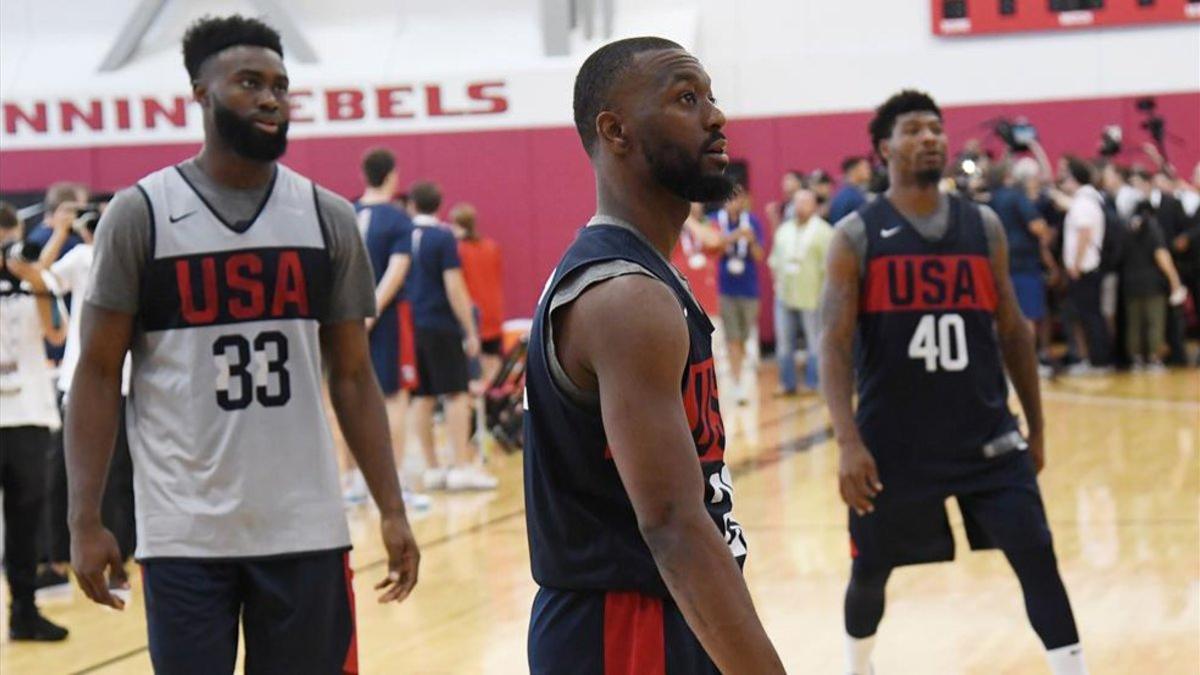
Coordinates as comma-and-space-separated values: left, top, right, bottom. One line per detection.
2, 366, 1197, 674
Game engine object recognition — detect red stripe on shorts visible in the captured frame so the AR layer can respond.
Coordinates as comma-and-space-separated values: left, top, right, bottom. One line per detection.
603, 590, 666, 675
342, 552, 359, 675
397, 300, 419, 391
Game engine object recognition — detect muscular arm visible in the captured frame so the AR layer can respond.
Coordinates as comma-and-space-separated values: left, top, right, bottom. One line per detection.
1154, 247, 1184, 292
443, 268, 480, 350
987, 224, 1047, 472
561, 275, 783, 674
818, 229, 881, 513
321, 320, 419, 602
66, 303, 134, 608
368, 253, 410, 330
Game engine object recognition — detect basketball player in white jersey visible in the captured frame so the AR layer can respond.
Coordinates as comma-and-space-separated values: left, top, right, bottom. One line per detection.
65, 15, 419, 673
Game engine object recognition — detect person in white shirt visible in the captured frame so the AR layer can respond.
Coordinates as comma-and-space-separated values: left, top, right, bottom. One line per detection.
0, 202, 70, 641
768, 189, 833, 396
33, 207, 137, 584
1060, 156, 1112, 370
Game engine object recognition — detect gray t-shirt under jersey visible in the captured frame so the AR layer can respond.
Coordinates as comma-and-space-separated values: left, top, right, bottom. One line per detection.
87, 158, 374, 320
833, 193, 1005, 271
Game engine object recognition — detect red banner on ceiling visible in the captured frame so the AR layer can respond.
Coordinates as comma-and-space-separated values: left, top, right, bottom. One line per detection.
932, 0, 1200, 36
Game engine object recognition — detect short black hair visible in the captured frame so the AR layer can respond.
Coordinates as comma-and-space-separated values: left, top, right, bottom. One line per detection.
869, 89, 942, 158
410, 181, 442, 215
362, 148, 396, 188
840, 156, 868, 175
1063, 155, 1094, 186
182, 15, 283, 81
573, 36, 683, 156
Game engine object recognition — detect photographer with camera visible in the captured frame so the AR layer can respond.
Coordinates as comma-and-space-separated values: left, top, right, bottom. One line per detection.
0, 201, 70, 641
26, 182, 90, 264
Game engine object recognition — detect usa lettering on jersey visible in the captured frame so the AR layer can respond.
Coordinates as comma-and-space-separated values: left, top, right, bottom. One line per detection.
140, 247, 330, 331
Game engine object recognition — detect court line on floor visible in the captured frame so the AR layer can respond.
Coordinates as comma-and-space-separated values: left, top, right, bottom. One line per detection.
1042, 389, 1200, 411
71, 403, 829, 674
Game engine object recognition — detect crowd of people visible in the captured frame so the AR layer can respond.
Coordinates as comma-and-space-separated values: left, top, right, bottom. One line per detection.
671, 136, 1200, 406
1, 29, 1197, 656
0, 148, 510, 641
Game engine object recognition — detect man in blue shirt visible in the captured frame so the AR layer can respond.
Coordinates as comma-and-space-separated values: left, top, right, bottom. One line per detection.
828, 156, 872, 224
407, 181, 497, 491
715, 186, 764, 404
350, 148, 430, 509
986, 164, 1054, 341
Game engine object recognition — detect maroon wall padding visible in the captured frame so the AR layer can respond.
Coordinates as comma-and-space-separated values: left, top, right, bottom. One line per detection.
3, 91, 1197, 333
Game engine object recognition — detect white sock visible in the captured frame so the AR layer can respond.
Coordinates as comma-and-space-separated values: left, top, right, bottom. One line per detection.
844, 634, 875, 675
1046, 643, 1088, 675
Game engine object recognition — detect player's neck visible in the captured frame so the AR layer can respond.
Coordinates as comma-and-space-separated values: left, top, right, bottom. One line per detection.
359, 187, 392, 205
194, 144, 275, 190
886, 181, 941, 217
595, 173, 687, 259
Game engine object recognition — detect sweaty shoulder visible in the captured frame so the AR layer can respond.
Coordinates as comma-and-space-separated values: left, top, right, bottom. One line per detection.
833, 211, 868, 267
976, 202, 1004, 258
85, 186, 153, 314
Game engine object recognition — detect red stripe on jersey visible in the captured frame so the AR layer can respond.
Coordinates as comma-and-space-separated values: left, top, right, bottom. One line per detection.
604, 591, 666, 675
861, 254, 997, 313
342, 552, 359, 674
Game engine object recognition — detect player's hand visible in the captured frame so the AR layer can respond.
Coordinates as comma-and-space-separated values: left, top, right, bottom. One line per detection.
1174, 235, 1190, 252
463, 334, 481, 359
70, 523, 128, 610
375, 512, 419, 603
1028, 430, 1046, 474
838, 441, 882, 516
364, 316, 377, 332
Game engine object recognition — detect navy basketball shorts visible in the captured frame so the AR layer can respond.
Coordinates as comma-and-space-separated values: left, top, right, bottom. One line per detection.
369, 301, 419, 396
529, 587, 718, 675
849, 451, 1053, 568
141, 549, 357, 675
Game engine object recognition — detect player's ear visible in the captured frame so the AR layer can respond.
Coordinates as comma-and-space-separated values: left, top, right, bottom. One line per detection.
596, 111, 629, 155
876, 138, 891, 165
191, 79, 209, 107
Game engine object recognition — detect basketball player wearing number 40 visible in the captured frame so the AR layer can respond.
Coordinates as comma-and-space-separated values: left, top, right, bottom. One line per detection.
820, 89, 1087, 675
64, 14, 418, 675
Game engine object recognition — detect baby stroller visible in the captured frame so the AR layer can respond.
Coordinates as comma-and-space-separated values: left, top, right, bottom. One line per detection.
479, 335, 528, 453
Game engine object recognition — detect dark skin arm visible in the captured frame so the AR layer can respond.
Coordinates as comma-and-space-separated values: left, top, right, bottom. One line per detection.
66, 303, 133, 609
320, 320, 420, 603
988, 226, 1046, 472
556, 274, 784, 674
818, 230, 882, 515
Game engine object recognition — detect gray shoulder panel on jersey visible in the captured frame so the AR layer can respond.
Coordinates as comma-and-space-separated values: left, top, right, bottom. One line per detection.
314, 182, 376, 322
546, 259, 655, 409
833, 211, 868, 276
84, 186, 153, 314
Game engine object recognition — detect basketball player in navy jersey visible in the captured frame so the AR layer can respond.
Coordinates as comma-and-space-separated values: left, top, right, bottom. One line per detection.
524, 38, 783, 674
820, 90, 1086, 674
65, 16, 419, 673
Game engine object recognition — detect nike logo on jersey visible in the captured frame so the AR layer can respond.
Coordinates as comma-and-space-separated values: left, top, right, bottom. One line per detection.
169, 210, 197, 223
881, 226, 902, 238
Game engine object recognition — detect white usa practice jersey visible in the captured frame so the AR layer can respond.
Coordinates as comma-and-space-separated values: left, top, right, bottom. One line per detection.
129, 164, 349, 559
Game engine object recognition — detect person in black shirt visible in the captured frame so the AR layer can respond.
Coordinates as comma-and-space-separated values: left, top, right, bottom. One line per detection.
1121, 202, 1186, 369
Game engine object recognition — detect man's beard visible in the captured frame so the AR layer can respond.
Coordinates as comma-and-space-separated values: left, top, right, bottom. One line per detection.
915, 167, 943, 188
213, 100, 288, 161
644, 135, 735, 203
